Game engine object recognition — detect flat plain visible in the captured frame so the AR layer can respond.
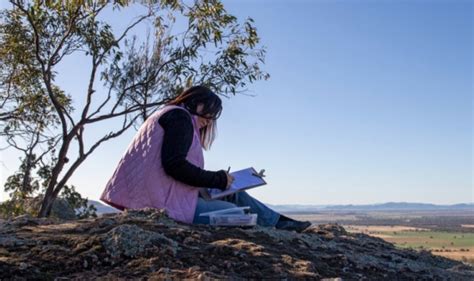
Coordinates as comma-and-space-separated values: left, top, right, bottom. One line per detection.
287, 209, 474, 264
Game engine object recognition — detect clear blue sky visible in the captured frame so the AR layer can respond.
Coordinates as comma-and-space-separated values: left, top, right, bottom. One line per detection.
0, 0, 472, 205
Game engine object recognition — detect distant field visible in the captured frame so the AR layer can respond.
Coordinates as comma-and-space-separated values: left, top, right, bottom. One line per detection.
286, 210, 474, 264
287, 210, 474, 232
344, 225, 474, 264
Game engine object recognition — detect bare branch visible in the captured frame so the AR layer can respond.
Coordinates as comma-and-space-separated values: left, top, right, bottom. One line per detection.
83, 14, 153, 124
77, 124, 85, 157
109, 73, 167, 115
53, 114, 140, 197
96, 13, 152, 64
80, 55, 98, 122
111, 90, 127, 114
86, 100, 166, 124
87, 79, 114, 119
0, 111, 18, 121
108, 56, 180, 116
6, 136, 27, 153
28, 130, 41, 151
86, 114, 139, 159
33, 136, 61, 166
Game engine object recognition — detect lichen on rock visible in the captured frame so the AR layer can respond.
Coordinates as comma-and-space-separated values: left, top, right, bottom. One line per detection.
102, 224, 179, 259
0, 207, 473, 280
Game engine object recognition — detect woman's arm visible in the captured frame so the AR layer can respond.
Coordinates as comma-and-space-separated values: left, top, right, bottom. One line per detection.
159, 108, 227, 190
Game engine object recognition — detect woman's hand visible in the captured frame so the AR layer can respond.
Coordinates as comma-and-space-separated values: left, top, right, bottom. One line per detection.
225, 172, 235, 189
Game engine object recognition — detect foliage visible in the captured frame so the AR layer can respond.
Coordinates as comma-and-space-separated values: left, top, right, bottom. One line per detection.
0, 154, 97, 219
0, 0, 269, 217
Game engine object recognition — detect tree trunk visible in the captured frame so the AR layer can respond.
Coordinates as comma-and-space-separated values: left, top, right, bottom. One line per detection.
36, 132, 75, 218
37, 160, 64, 218
38, 191, 55, 217
21, 155, 33, 199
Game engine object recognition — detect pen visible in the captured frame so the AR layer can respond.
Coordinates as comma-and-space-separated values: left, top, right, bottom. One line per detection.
227, 166, 231, 173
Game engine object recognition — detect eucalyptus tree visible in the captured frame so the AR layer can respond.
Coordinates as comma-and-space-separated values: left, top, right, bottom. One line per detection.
0, 0, 269, 217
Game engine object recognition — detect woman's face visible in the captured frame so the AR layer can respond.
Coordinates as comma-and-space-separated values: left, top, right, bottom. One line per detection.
195, 103, 213, 129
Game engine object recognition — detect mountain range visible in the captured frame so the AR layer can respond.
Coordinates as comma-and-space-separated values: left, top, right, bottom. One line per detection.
88, 200, 473, 215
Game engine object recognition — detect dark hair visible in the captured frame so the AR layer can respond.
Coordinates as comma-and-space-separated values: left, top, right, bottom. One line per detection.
167, 86, 222, 150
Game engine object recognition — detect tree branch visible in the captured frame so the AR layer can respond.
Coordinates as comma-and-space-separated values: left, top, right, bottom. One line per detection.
87, 78, 114, 119
77, 124, 85, 157
80, 55, 98, 122
33, 135, 61, 166
11, 1, 69, 138
48, 5, 81, 67
96, 13, 152, 65
53, 114, 140, 198
86, 100, 165, 124
83, 13, 153, 125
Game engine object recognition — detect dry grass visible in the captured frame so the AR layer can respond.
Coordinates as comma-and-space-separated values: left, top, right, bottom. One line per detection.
345, 225, 429, 233
345, 225, 474, 264
431, 248, 474, 262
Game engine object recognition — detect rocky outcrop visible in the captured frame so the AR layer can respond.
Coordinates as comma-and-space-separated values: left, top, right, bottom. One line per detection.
22, 196, 78, 220
0, 208, 473, 280
103, 224, 179, 259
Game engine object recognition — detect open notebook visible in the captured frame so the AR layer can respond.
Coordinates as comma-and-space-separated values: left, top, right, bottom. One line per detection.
207, 167, 266, 199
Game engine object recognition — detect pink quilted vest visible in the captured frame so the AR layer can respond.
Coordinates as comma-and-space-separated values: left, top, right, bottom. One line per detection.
100, 105, 204, 224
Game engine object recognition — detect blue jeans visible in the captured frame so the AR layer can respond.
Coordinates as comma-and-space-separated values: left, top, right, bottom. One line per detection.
192, 191, 281, 227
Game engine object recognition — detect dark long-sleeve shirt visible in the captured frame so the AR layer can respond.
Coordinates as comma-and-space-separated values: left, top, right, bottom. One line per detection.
159, 108, 227, 190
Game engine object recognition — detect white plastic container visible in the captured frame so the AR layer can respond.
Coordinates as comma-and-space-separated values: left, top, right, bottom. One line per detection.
199, 206, 258, 226
199, 206, 249, 216
209, 213, 257, 226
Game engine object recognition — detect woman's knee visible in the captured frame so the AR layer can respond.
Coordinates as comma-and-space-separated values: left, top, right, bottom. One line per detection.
233, 190, 253, 202
195, 199, 237, 215
193, 199, 237, 224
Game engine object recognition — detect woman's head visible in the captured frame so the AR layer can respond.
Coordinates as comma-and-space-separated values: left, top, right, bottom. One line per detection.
167, 86, 222, 150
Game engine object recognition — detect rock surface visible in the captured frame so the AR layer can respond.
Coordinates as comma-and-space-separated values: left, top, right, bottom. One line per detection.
23, 196, 78, 220
0, 208, 473, 280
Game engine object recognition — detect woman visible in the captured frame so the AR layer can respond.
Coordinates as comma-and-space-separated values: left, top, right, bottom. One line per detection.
100, 85, 311, 232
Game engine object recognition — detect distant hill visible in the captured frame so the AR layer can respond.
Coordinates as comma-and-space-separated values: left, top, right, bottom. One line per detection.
88, 200, 120, 215
267, 202, 474, 212
83, 200, 474, 215
3, 199, 470, 215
